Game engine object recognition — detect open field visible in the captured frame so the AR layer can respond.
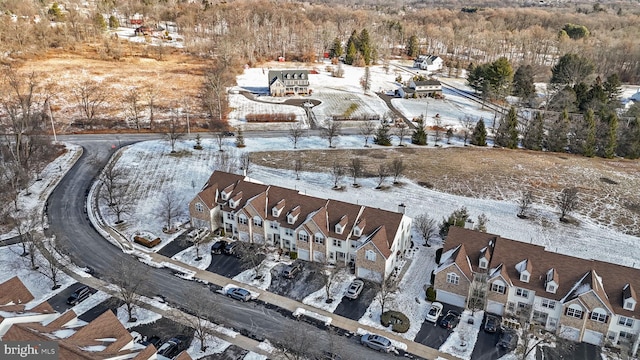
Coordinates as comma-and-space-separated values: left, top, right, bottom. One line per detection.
250, 146, 640, 236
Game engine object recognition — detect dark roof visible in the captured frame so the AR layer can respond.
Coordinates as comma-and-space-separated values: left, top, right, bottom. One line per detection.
413, 80, 441, 86
268, 70, 310, 86
444, 226, 640, 316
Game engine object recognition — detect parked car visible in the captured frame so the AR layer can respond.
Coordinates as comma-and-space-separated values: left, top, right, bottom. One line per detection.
439, 310, 461, 329
66, 286, 91, 305
158, 335, 189, 358
211, 240, 228, 255
283, 261, 302, 279
345, 279, 364, 299
226, 287, 251, 301
360, 333, 393, 353
426, 302, 443, 323
222, 131, 235, 137
223, 242, 239, 256
139, 335, 162, 347
497, 329, 518, 350
484, 314, 500, 333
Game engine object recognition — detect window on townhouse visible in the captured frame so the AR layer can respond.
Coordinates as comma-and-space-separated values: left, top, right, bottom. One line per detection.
298, 232, 308, 242
566, 305, 584, 319
332, 239, 342, 247
284, 228, 294, 236
446, 273, 460, 285
354, 227, 361, 236
287, 215, 295, 224
226, 213, 235, 221
590, 310, 608, 323
619, 316, 634, 327
270, 222, 278, 229
491, 282, 506, 294
238, 216, 248, 225
521, 273, 530, 282
195, 203, 204, 213
329, 252, 334, 259
541, 299, 556, 309
624, 300, 635, 311
507, 302, 515, 312
479, 258, 488, 269
291, 243, 296, 251
253, 217, 263, 227
365, 250, 376, 261
620, 331, 634, 341
516, 288, 529, 298
314, 234, 324, 244
547, 284, 556, 293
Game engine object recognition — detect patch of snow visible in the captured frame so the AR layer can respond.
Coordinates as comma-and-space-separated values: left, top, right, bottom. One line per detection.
243, 352, 268, 360
256, 339, 275, 353
116, 304, 162, 329
185, 335, 230, 359
171, 245, 212, 270
293, 307, 332, 326
302, 270, 354, 313
81, 345, 106, 352
439, 310, 483, 360
51, 329, 76, 339
515, 259, 527, 273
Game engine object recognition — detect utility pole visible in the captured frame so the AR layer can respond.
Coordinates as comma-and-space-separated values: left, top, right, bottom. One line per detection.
48, 99, 57, 142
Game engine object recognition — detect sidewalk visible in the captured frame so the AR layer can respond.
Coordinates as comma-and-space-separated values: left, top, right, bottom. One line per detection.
146, 252, 459, 360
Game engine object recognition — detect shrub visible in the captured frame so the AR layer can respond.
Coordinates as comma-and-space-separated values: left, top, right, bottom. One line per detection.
380, 311, 410, 333
289, 251, 298, 259
426, 286, 437, 302
245, 113, 297, 123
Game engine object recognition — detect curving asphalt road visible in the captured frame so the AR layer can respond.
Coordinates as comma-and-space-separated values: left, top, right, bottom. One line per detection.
46, 134, 397, 360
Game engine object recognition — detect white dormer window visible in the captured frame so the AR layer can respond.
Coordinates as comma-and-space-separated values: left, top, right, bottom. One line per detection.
547, 284, 556, 293
624, 299, 636, 311
520, 271, 530, 283
221, 191, 230, 200
479, 258, 488, 269
229, 199, 237, 209
353, 227, 361, 236
287, 214, 295, 224
335, 224, 343, 234
272, 207, 282, 217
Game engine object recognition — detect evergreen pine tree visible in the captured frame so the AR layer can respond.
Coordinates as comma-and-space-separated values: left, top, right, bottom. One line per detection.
330, 37, 343, 59
374, 123, 392, 146
583, 109, 596, 157
411, 117, 427, 145
471, 119, 487, 146
93, 13, 107, 31
604, 112, 618, 158
109, 15, 120, 29
616, 117, 640, 159
345, 39, 357, 65
546, 109, 570, 152
359, 29, 373, 65
407, 35, 419, 58
522, 112, 544, 150
494, 107, 518, 148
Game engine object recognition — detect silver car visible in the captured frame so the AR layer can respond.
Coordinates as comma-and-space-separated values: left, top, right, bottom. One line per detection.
361, 333, 393, 352
345, 279, 364, 299
226, 287, 251, 301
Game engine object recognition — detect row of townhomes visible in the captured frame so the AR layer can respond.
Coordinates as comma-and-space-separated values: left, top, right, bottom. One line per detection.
0, 277, 184, 360
435, 227, 640, 356
189, 171, 412, 282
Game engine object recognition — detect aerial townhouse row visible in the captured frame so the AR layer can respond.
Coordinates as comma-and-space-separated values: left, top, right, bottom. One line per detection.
189, 171, 412, 282
435, 226, 640, 356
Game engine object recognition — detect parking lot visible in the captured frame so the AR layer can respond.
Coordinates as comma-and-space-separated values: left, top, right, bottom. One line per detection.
78, 297, 124, 322
46, 282, 99, 313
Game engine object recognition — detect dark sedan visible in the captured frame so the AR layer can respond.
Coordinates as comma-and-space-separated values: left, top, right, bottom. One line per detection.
439, 310, 461, 330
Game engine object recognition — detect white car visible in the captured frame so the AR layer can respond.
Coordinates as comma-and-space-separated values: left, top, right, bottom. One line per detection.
345, 279, 364, 299
426, 302, 443, 323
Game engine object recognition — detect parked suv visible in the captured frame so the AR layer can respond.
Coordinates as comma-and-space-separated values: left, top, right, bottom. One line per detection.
66, 286, 91, 306
360, 333, 393, 353
283, 261, 302, 279
345, 279, 364, 299
211, 240, 228, 255
157, 336, 189, 358
223, 242, 239, 256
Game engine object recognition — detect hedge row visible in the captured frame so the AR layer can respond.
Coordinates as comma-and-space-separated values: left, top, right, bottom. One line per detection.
245, 113, 297, 122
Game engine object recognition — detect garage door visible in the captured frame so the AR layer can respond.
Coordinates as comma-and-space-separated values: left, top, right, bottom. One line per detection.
583, 329, 603, 346
253, 233, 265, 244
486, 300, 505, 316
298, 249, 310, 261
238, 231, 250, 242
357, 267, 382, 282
436, 290, 466, 308
560, 325, 580, 342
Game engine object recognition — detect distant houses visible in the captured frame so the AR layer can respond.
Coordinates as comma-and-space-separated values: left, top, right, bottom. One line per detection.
268, 70, 311, 96
413, 55, 444, 72
396, 79, 442, 98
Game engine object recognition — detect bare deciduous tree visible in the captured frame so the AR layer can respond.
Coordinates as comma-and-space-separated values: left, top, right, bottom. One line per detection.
389, 158, 405, 184
518, 190, 533, 219
177, 296, 218, 352
145, 87, 158, 130
108, 260, 147, 322
288, 123, 305, 149
558, 187, 578, 222
375, 275, 398, 314
165, 110, 185, 153
321, 119, 342, 148
376, 163, 388, 189
474, 213, 489, 232
331, 162, 344, 189
213, 149, 239, 173
459, 115, 476, 146
236, 242, 268, 280
433, 114, 443, 145
32, 236, 67, 290
395, 123, 409, 146
124, 87, 143, 131
100, 181, 132, 225
359, 120, 377, 147
98, 160, 128, 207
72, 79, 107, 129
161, 191, 183, 232
349, 157, 363, 186
239, 153, 251, 176
414, 214, 437, 247
294, 157, 303, 180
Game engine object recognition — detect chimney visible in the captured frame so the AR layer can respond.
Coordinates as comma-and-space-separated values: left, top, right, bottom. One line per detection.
398, 203, 406, 214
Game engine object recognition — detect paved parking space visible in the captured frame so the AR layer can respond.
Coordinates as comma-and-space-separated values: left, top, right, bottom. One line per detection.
206, 253, 245, 278
268, 262, 324, 301
471, 328, 506, 360
130, 317, 194, 347
46, 283, 98, 313
78, 298, 124, 322
414, 303, 462, 349
542, 339, 599, 360
157, 234, 192, 258
333, 280, 378, 320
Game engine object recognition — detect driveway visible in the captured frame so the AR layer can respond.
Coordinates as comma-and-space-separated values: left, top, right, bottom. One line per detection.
131, 317, 194, 347
47, 283, 98, 313
268, 262, 325, 301
78, 297, 124, 322
542, 340, 599, 360
471, 328, 507, 360
157, 233, 192, 258
414, 303, 463, 349
206, 253, 245, 278
333, 280, 378, 321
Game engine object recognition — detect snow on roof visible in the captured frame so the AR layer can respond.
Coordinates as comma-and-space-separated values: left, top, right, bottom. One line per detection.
594, 272, 608, 298
515, 259, 527, 273
561, 272, 590, 303
81, 345, 107, 352
434, 245, 461, 273
51, 329, 76, 339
